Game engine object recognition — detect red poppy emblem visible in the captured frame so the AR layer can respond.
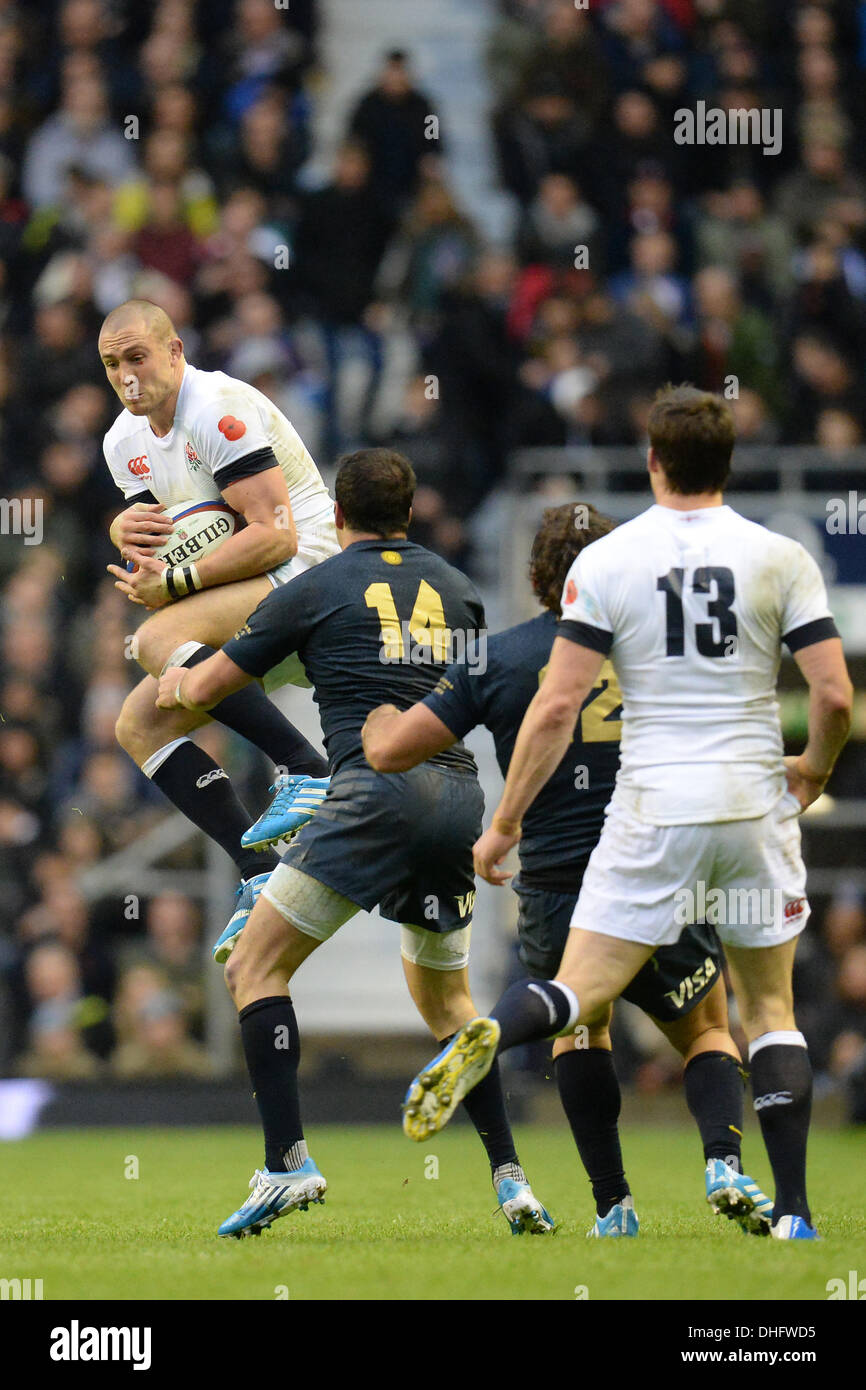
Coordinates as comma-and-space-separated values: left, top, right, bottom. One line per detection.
218, 415, 246, 441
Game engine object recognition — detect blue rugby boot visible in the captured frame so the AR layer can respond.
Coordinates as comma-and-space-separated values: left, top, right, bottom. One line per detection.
772, 1215, 820, 1240
218, 1160, 327, 1238
705, 1158, 773, 1235
588, 1195, 639, 1238
213, 870, 272, 963
241, 774, 330, 851
496, 1170, 555, 1235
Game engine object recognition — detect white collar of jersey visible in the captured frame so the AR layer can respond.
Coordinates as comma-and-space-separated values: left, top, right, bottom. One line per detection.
648, 502, 731, 526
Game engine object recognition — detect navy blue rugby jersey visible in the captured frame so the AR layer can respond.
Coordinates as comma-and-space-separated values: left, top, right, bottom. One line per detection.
423, 609, 622, 889
223, 538, 485, 775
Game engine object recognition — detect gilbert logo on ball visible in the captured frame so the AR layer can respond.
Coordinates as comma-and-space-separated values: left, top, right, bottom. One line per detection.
125, 501, 236, 571
218, 415, 246, 441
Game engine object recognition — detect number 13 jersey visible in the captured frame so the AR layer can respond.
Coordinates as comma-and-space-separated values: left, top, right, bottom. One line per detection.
559, 504, 838, 825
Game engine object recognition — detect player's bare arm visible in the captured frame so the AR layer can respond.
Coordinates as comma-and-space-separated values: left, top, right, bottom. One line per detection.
203, 467, 299, 586
473, 637, 604, 885
785, 636, 853, 809
157, 651, 253, 712
361, 702, 456, 772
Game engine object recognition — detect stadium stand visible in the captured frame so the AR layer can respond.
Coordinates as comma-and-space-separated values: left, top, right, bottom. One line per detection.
0, 0, 863, 1123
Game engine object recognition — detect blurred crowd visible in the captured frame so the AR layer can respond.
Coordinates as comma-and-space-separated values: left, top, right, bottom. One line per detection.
0, 0, 863, 1093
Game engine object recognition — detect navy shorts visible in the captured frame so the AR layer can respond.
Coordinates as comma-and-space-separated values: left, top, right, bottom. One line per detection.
281, 763, 483, 932
514, 877, 724, 1022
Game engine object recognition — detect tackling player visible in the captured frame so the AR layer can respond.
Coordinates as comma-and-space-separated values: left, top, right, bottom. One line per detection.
399, 385, 853, 1241
100, 299, 335, 940
156, 448, 553, 1239
363, 501, 772, 1236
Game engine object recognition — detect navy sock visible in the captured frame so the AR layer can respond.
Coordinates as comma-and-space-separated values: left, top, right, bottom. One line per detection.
554, 1047, 629, 1217
182, 645, 328, 776
239, 995, 304, 1173
750, 1040, 812, 1224
149, 741, 279, 879
491, 979, 577, 1052
439, 1034, 518, 1172
683, 1050, 745, 1166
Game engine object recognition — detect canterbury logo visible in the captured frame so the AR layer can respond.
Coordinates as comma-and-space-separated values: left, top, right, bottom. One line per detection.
196, 768, 228, 788
127, 455, 149, 476
754, 1091, 793, 1111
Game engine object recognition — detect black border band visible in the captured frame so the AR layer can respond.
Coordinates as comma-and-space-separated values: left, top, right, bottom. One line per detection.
784, 617, 840, 653
214, 447, 280, 488
557, 618, 614, 655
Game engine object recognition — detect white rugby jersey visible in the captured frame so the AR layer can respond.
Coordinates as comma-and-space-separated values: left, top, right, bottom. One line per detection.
103, 364, 335, 538
559, 503, 838, 825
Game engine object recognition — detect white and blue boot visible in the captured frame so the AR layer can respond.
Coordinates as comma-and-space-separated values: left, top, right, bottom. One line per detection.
218, 1159, 327, 1238
772, 1215, 819, 1240
588, 1195, 639, 1238
213, 871, 272, 963
496, 1171, 555, 1235
242, 774, 330, 851
705, 1158, 773, 1235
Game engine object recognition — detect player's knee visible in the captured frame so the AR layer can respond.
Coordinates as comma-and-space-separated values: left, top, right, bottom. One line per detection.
135, 611, 180, 677
115, 695, 145, 758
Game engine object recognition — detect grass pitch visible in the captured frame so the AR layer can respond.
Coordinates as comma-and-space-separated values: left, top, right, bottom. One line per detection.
0, 1125, 863, 1301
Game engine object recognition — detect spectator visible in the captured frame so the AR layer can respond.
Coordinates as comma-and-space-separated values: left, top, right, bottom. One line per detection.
348, 51, 441, 207
22, 70, 136, 209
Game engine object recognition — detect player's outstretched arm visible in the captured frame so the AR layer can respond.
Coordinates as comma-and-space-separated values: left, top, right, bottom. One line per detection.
362, 703, 457, 772
786, 637, 853, 809
474, 638, 603, 885
156, 652, 253, 712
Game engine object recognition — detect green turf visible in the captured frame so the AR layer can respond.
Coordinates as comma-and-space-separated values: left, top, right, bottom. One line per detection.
0, 1125, 863, 1300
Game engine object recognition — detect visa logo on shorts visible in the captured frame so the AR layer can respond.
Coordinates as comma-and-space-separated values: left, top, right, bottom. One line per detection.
664, 955, 717, 1010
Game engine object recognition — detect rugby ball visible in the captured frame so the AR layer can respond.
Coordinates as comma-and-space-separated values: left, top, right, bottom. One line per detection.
126, 501, 236, 572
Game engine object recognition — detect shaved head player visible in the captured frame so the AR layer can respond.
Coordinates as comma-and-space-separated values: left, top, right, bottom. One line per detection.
100, 299, 336, 942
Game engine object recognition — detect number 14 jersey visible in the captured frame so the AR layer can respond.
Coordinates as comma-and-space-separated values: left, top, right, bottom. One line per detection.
559, 503, 838, 825
223, 538, 485, 776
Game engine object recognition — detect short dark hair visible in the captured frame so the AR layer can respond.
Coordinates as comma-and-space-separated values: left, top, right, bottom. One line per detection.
647, 384, 735, 495
334, 448, 416, 536
530, 502, 616, 616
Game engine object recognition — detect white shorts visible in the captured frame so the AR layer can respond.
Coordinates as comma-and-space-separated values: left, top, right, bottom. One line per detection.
263, 522, 340, 691
263, 864, 471, 971
570, 790, 809, 950
266, 521, 340, 588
